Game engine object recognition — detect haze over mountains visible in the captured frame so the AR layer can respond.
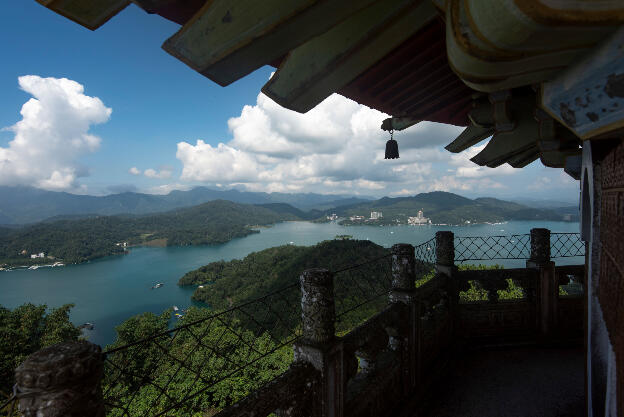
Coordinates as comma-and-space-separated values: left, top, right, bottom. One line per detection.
0, 186, 578, 226
0, 186, 372, 225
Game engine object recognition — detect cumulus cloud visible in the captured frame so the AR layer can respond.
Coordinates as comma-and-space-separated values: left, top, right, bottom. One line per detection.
175, 90, 575, 198
144, 167, 173, 179
129, 167, 141, 175
0, 76, 111, 191
177, 92, 469, 195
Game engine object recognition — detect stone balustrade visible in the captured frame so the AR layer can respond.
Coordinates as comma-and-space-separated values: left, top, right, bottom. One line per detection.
9, 228, 585, 417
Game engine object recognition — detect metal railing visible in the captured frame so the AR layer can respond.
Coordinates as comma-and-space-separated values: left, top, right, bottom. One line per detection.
7, 230, 584, 417
103, 284, 301, 417
333, 253, 392, 333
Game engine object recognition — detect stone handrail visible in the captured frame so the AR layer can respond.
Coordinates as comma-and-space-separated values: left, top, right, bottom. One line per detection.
11, 229, 585, 417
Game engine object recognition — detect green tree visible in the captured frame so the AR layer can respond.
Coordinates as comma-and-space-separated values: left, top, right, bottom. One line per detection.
0, 303, 81, 396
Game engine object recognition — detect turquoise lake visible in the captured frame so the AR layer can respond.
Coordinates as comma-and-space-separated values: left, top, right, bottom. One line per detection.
0, 220, 582, 347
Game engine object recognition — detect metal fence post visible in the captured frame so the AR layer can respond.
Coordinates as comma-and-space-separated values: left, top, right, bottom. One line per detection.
527, 228, 557, 339
14, 341, 105, 417
294, 268, 342, 417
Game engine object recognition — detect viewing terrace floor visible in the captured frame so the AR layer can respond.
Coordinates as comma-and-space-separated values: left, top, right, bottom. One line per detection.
405, 345, 585, 417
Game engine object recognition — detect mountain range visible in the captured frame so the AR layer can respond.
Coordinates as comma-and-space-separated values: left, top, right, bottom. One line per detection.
0, 186, 372, 225
333, 191, 578, 224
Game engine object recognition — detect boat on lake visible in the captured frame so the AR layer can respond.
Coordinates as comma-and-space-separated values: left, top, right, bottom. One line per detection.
79, 322, 95, 330
151, 283, 164, 289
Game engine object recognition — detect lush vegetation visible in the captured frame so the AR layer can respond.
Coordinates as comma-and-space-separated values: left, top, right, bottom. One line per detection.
101, 307, 292, 417
180, 239, 391, 332
1, 245, 564, 416
0, 201, 300, 266
335, 191, 575, 225
0, 303, 81, 397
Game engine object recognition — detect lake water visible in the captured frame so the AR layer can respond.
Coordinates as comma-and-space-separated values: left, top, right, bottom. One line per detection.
0, 220, 581, 347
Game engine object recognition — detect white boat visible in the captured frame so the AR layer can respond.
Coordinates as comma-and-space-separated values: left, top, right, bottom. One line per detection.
173, 306, 179, 311
151, 283, 164, 289
28, 265, 39, 270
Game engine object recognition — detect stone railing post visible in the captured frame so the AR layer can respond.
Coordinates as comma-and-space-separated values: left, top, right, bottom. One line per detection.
390, 243, 417, 302
294, 268, 343, 417
14, 341, 105, 417
435, 231, 455, 276
527, 228, 557, 339
388, 244, 418, 394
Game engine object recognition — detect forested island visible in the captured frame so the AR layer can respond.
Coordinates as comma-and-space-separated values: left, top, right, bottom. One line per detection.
179, 239, 390, 319
0, 200, 305, 267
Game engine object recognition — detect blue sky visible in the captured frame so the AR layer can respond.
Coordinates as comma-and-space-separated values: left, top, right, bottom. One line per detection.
0, 2, 579, 202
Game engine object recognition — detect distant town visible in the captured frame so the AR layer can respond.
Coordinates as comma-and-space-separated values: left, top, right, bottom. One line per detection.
328, 209, 432, 226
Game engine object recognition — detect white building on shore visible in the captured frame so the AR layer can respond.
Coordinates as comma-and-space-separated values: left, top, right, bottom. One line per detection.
408, 210, 430, 225
370, 211, 383, 220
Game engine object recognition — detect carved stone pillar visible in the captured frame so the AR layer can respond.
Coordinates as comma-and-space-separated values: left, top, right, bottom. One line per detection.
300, 268, 335, 346
15, 341, 105, 417
355, 326, 389, 375
389, 244, 416, 304
527, 228, 556, 339
435, 231, 455, 276
294, 268, 341, 417
530, 228, 551, 264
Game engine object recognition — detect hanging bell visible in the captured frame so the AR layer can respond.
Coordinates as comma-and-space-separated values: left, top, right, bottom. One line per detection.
384, 130, 399, 159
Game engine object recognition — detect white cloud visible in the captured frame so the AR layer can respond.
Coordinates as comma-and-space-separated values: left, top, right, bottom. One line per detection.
144, 167, 172, 179
177, 92, 467, 195
175, 91, 578, 199
129, 167, 141, 175
147, 183, 192, 195
0, 76, 111, 191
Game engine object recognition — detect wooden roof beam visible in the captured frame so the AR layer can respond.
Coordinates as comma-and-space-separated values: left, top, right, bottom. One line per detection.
162, 0, 381, 87
261, 0, 438, 113
445, 125, 494, 153
36, 0, 130, 30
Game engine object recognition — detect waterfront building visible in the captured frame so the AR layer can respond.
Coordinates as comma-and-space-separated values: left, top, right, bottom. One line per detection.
408, 209, 430, 225
370, 211, 382, 220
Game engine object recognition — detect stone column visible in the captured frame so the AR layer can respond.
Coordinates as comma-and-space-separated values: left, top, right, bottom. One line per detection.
300, 268, 335, 346
530, 228, 551, 264
387, 243, 418, 394
527, 228, 557, 339
435, 231, 455, 276
294, 268, 342, 417
15, 341, 105, 417
390, 243, 416, 303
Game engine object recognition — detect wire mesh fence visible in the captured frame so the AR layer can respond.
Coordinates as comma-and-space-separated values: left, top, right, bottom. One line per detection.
551, 233, 586, 258
102, 283, 302, 417
0, 394, 17, 417
333, 254, 393, 334
454, 234, 532, 262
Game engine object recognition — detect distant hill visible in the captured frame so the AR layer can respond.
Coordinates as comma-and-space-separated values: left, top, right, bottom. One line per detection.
0, 200, 302, 266
335, 191, 574, 225
0, 186, 370, 224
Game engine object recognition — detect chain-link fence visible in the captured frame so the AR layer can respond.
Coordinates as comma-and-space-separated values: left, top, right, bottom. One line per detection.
0, 394, 17, 417
454, 234, 531, 262
102, 284, 302, 417
333, 254, 392, 334
551, 233, 586, 258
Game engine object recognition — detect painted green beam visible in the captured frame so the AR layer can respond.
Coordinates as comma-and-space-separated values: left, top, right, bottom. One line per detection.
262, 0, 438, 113
36, 0, 129, 30
162, 0, 379, 87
